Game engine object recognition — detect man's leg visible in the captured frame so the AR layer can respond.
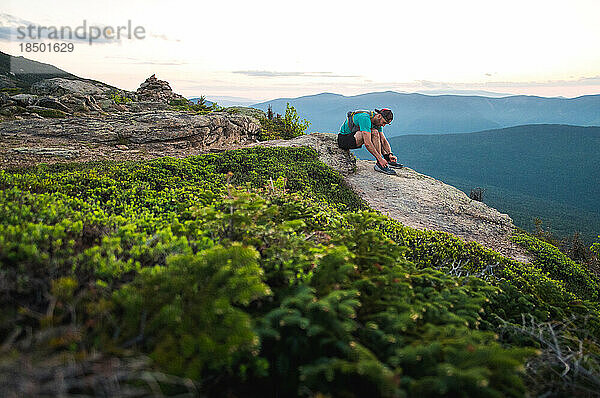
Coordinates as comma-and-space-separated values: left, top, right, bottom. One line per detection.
369, 129, 396, 174
379, 131, 402, 167
371, 128, 383, 158
379, 131, 392, 156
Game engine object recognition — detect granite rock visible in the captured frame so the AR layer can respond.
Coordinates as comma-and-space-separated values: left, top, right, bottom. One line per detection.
31, 78, 110, 97
10, 94, 38, 107
136, 74, 188, 104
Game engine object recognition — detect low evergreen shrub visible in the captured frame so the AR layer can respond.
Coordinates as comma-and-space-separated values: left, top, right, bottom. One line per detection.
1, 147, 598, 396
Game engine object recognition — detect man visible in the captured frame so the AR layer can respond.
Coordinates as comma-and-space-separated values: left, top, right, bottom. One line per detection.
337, 108, 402, 175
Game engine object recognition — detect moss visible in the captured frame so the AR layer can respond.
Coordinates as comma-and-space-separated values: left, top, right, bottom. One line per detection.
29, 107, 68, 118
0, 87, 24, 95
0, 105, 26, 116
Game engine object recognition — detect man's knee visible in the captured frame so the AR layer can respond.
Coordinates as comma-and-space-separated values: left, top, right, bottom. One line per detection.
354, 131, 364, 146
371, 129, 380, 140
371, 129, 383, 142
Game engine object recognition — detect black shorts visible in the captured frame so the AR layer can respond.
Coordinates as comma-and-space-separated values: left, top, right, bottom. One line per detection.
337, 132, 360, 150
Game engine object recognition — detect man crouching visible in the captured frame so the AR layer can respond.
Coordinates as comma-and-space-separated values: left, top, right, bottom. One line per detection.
337, 108, 402, 175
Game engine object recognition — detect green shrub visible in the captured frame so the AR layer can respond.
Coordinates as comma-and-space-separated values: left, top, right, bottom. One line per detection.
511, 231, 600, 301
592, 237, 600, 258
259, 103, 310, 140
110, 92, 132, 104
169, 96, 220, 114
112, 244, 270, 380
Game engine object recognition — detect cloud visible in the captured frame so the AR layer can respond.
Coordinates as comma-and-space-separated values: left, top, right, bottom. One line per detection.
484, 76, 600, 88
0, 13, 32, 27
415, 80, 451, 89
0, 27, 12, 41
0, 13, 36, 41
404, 76, 600, 90
104, 55, 187, 65
132, 60, 187, 65
233, 70, 361, 78
149, 33, 181, 43
579, 75, 600, 82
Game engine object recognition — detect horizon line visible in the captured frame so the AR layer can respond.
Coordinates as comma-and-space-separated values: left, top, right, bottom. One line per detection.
242, 90, 600, 104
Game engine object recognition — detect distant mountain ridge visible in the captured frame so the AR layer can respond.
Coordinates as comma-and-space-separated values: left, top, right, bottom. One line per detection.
252, 91, 600, 137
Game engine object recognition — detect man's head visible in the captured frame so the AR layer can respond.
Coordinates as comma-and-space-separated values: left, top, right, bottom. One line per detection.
374, 108, 393, 127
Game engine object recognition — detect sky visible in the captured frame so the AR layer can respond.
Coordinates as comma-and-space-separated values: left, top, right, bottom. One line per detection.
1, 0, 600, 102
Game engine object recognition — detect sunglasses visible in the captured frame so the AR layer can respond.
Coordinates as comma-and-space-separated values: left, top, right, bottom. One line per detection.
378, 114, 390, 125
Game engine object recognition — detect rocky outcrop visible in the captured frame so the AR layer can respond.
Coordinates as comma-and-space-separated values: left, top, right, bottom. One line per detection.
0, 78, 136, 118
35, 97, 71, 113
0, 92, 10, 106
0, 110, 261, 168
0, 74, 17, 89
0, 52, 200, 119
11, 147, 80, 159
30, 78, 111, 97
347, 158, 531, 262
136, 74, 187, 104
0, 74, 194, 120
224, 106, 266, 120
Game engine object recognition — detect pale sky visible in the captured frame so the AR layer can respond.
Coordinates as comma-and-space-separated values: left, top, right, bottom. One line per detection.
1, 0, 600, 101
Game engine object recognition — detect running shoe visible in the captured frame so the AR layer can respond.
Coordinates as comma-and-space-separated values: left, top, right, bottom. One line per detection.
374, 163, 397, 175
387, 160, 403, 169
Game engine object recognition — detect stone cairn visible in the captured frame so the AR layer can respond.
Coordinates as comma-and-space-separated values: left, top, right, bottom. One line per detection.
136, 74, 188, 104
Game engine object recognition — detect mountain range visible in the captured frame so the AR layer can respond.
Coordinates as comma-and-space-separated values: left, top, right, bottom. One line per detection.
252, 91, 600, 137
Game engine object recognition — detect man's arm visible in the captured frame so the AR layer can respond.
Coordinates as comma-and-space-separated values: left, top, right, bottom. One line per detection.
361, 130, 388, 167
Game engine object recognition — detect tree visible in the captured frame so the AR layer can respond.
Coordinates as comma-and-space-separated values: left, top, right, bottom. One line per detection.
469, 187, 485, 202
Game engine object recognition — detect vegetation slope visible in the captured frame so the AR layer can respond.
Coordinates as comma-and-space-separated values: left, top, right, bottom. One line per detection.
1, 145, 599, 397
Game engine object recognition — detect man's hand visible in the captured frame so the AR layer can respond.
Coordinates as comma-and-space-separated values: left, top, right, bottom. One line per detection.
389, 154, 398, 163
362, 130, 388, 167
